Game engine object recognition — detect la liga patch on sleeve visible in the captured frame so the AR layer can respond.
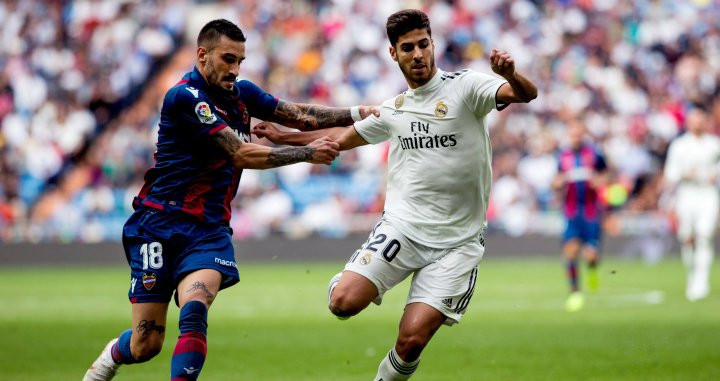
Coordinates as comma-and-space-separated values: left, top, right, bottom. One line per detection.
195, 101, 217, 124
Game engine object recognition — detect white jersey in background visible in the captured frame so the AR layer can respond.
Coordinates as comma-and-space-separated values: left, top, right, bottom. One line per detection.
354, 69, 506, 248
664, 132, 720, 228
664, 131, 720, 301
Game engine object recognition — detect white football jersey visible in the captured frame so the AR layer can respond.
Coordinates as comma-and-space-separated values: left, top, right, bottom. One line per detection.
664, 132, 720, 198
354, 69, 506, 248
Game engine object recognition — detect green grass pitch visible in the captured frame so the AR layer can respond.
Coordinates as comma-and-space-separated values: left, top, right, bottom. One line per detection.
0, 257, 718, 380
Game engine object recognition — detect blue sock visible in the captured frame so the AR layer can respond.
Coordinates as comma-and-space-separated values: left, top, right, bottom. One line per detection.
567, 260, 579, 292
170, 301, 208, 380
111, 329, 137, 364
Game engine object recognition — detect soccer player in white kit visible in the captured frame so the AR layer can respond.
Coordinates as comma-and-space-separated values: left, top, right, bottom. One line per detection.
255, 9, 537, 380
664, 104, 720, 301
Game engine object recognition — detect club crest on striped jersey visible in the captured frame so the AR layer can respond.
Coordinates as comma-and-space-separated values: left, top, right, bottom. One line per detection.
359, 251, 372, 265
394, 94, 405, 109
195, 102, 217, 124
142, 272, 157, 290
435, 100, 448, 118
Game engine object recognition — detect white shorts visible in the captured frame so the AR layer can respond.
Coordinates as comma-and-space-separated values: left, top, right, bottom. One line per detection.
676, 191, 719, 240
344, 217, 485, 325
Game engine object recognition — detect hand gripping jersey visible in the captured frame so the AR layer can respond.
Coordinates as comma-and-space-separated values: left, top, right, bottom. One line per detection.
354, 69, 506, 248
134, 67, 278, 225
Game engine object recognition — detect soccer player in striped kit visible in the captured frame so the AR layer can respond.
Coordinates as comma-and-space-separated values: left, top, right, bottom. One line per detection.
83, 19, 376, 381
664, 103, 720, 301
552, 120, 608, 312
254, 9, 537, 380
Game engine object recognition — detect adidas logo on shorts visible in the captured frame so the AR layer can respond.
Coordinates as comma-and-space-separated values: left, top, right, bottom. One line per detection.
441, 298, 453, 308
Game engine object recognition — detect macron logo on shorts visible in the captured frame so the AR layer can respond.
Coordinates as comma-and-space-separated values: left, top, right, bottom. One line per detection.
214, 258, 237, 268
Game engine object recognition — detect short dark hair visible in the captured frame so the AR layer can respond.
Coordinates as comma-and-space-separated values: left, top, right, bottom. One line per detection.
688, 101, 709, 114
197, 19, 246, 49
386, 9, 431, 47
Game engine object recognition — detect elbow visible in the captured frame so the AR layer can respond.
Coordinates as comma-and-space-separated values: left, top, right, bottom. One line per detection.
522, 89, 538, 103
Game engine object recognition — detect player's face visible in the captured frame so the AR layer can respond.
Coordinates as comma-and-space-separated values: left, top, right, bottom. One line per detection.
198, 35, 246, 92
686, 109, 708, 135
390, 28, 437, 89
567, 121, 585, 149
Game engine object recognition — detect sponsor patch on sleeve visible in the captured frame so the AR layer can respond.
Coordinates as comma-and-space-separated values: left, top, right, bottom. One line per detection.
195, 101, 218, 124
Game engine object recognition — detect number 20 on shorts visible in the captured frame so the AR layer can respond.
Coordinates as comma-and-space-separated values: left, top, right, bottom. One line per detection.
365, 233, 401, 262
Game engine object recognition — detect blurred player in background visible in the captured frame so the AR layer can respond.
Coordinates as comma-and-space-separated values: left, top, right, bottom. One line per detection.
551, 120, 608, 312
664, 103, 720, 301
83, 19, 377, 381
254, 9, 536, 381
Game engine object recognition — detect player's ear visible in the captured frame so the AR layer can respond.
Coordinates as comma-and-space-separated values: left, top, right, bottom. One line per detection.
197, 46, 208, 65
389, 45, 398, 62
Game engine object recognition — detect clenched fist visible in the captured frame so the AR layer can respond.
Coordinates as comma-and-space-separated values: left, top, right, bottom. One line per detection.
253, 121, 284, 144
308, 136, 340, 165
490, 49, 515, 78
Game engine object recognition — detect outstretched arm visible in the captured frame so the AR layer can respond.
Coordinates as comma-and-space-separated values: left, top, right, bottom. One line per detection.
212, 127, 339, 169
267, 100, 379, 131
254, 122, 368, 151
490, 49, 538, 104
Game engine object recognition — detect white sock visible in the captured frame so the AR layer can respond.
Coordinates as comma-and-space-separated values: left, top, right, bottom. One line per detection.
693, 237, 713, 292
374, 348, 419, 381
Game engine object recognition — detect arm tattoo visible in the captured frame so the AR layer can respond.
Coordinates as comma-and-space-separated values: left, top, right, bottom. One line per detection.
136, 320, 165, 337
273, 100, 353, 130
212, 128, 243, 157
267, 146, 315, 167
185, 281, 214, 299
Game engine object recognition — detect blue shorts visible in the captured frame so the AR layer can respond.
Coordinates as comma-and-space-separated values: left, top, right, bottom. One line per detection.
562, 216, 601, 249
122, 207, 240, 304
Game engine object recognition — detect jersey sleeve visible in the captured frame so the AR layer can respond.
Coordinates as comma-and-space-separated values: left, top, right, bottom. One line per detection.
235, 80, 279, 120
459, 71, 507, 118
663, 139, 682, 185
171, 87, 229, 139
353, 110, 391, 144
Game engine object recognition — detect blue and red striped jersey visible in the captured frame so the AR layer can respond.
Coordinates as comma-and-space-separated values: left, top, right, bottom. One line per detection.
133, 66, 279, 225
558, 144, 607, 220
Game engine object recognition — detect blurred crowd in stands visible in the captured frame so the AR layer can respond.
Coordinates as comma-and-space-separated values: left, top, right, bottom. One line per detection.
1, 0, 719, 248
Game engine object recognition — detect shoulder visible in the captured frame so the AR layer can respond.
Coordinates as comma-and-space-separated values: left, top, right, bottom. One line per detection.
445, 69, 498, 83
381, 93, 405, 110
440, 69, 470, 81
234, 79, 269, 98
165, 82, 212, 108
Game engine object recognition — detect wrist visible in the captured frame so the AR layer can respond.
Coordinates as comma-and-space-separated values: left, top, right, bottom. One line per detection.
350, 106, 362, 122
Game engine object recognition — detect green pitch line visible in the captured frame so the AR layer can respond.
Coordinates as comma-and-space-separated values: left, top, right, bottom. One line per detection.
0, 258, 718, 380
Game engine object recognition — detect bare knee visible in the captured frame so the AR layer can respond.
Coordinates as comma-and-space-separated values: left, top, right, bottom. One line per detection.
395, 333, 430, 362
329, 290, 367, 318
132, 333, 164, 362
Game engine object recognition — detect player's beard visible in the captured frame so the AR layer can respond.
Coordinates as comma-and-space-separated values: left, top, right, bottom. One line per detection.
206, 56, 235, 92
402, 54, 436, 88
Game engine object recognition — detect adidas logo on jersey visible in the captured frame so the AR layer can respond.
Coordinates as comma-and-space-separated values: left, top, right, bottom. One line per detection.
442, 298, 453, 308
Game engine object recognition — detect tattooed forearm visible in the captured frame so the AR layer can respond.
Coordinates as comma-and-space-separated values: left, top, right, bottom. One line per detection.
136, 320, 165, 337
273, 100, 353, 131
185, 281, 214, 299
212, 128, 243, 157
267, 146, 315, 167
